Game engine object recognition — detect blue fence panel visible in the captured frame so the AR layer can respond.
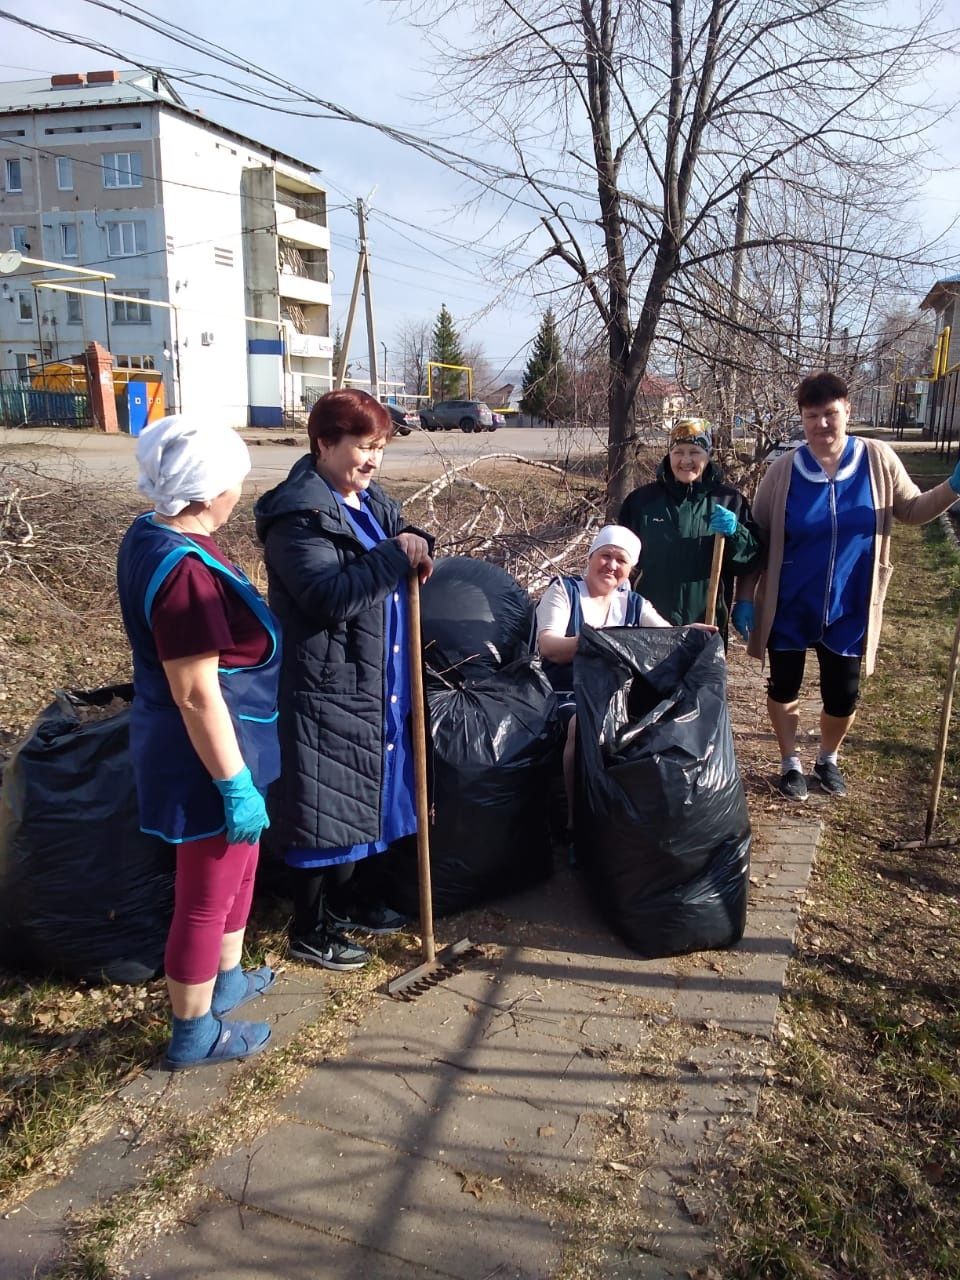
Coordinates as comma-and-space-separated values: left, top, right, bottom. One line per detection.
0, 388, 91, 427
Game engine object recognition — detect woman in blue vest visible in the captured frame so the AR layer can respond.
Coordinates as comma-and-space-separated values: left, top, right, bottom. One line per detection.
117, 416, 281, 1070
536, 525, 716, 827
255, 390, 434, 973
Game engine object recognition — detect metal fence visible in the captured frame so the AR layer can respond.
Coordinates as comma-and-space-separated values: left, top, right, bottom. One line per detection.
0, 385, 91, 428
924, 367, 960, 457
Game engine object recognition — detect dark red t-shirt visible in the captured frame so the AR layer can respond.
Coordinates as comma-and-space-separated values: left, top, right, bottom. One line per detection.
150, 532, 270, 667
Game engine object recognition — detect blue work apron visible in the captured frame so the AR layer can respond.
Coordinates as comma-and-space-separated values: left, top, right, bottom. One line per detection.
117, 513, 282, 843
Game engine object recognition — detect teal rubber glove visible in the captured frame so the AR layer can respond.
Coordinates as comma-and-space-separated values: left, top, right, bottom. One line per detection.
731, 601, 754, 642
708, 505, 738, 536
213, 766, 270, 845
949, 460, 960, 494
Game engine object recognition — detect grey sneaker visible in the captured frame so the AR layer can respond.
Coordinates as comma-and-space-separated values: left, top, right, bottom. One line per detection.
288, 927, 370, 971
326, 902, 409, 936
777, 768, 808, 801
813, 759, 847, 796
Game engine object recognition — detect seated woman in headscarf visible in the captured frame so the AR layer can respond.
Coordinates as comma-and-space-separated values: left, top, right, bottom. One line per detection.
117, 415, 281, 1071
535, 525, 715, 826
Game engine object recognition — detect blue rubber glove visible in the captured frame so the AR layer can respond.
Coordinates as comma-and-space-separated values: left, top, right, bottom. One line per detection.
213, 766, 270, 845
708, 505, 738, 536
731, 601, 755, 642
949, 460, 960, 494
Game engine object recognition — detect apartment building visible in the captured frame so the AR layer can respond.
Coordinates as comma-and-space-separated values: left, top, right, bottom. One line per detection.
0, 68, 332, 427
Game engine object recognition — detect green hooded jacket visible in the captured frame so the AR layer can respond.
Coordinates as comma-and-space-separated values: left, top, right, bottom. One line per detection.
618, 457, 761, 631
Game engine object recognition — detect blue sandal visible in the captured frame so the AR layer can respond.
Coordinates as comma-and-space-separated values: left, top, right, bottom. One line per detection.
162, 1017, 271, 1071
211, 965, 276, 1017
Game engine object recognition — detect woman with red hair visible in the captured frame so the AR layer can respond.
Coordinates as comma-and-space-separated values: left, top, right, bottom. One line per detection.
255, 390, 433, 970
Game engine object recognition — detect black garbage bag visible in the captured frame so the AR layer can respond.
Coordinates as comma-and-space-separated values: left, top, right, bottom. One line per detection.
420, 556, 534, 675
380, 659, 562, 917
0, 685, 175, 983
573, 625, 750, 957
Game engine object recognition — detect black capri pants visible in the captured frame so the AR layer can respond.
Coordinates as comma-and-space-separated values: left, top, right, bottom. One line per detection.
766, 644, 862, 718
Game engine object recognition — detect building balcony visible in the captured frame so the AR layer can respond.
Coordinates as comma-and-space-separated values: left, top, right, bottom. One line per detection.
285, 330, 333, 360
276, 202, 330, 250
278, 272, 331, 307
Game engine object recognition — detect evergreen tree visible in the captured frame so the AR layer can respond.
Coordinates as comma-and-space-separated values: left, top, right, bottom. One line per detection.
430, 304, 465, 400
520, 309, 572, 424
331, 324, 351, 385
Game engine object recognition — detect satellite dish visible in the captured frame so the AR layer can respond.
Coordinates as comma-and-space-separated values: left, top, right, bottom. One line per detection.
0, 250, 23, 274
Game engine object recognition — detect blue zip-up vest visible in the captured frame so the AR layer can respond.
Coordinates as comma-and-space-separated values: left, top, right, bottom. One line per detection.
539, 576, 646, 693
771, 438, 874, 656
117, 513, 282, 843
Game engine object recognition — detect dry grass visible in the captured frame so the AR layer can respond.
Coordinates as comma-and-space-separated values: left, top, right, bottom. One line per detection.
715, 515, 960, 1280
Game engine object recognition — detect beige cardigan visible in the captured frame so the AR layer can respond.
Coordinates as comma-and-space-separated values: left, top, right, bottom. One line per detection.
747, 437, 957, 676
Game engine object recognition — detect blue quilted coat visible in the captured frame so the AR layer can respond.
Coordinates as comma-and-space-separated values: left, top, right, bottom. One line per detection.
254, 454, 431, 850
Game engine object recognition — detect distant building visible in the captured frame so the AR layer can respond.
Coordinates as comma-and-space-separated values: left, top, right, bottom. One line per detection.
919, 274, 960, 441
635, 375, 684, 433
0, 69, 332, 427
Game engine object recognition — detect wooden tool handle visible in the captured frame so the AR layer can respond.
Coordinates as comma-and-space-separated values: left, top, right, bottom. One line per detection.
407, 571, 435, 963
705, 533, 725, 627
925, 602, 960, 840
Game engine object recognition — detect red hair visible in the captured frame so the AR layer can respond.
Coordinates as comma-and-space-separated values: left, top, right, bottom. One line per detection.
307, 389, 392, 456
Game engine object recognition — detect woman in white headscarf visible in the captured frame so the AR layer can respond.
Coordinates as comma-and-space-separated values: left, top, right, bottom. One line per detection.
535, 525, 716, 826
116, 416, 281, 1071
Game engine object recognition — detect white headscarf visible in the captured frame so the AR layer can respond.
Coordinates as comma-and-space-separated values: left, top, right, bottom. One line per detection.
136, 415, 251, 516
588, 524, 642, 568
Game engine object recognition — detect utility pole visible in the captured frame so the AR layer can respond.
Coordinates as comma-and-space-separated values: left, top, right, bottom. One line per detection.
335, 203, 365, 389
335, 197, 380, 398
360, 198, 379, 400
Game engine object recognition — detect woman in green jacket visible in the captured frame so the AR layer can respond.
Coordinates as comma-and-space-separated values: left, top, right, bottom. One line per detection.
618, 419, 760, 642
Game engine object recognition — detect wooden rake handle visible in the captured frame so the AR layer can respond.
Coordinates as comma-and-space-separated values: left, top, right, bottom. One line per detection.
406, 571, 435, 964
704, 533, 725, 627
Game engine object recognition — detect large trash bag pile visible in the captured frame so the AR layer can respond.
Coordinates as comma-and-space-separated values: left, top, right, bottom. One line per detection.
381, 557, 561, 916
573, 625, 750, 957
0, 685, 174, 983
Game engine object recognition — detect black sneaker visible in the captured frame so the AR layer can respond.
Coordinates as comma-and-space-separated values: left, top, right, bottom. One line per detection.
288, 927, 370, 971
777, 768, 808, 801
812, 759, 847, 796
326, 902, 409, 937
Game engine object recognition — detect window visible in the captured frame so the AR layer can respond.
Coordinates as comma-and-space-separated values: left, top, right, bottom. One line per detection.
116, 353, 155, 370
5, 158, 22, 191
106, 220, 146, 257
15, 352, 33, 381
112, 290, 150, 324
11, 226, 28, 252
102, 151, 143, 188
17, 290, 33, 321
60, 224, 78, 258
56, 156, 73, 190
66, 293, 82, 324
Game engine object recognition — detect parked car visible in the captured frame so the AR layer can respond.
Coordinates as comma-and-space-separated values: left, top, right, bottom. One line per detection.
429, 399, 496, 432
419, 406, 446, 432
765, 437, 802, 465
384, 403, 418, 436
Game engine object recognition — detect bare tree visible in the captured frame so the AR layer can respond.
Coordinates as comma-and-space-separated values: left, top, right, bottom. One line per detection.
407, 0, 953, 512
394, 318, 432, 398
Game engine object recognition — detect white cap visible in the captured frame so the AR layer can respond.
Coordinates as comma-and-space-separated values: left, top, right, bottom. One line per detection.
136, 415, 251, 516
587, 524, 642, 568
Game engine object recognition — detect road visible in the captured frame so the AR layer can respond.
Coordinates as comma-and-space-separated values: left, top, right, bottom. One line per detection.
0, 424, 606, 491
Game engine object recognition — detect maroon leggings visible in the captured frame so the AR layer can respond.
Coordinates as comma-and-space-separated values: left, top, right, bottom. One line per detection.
164, 833, 259, 985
